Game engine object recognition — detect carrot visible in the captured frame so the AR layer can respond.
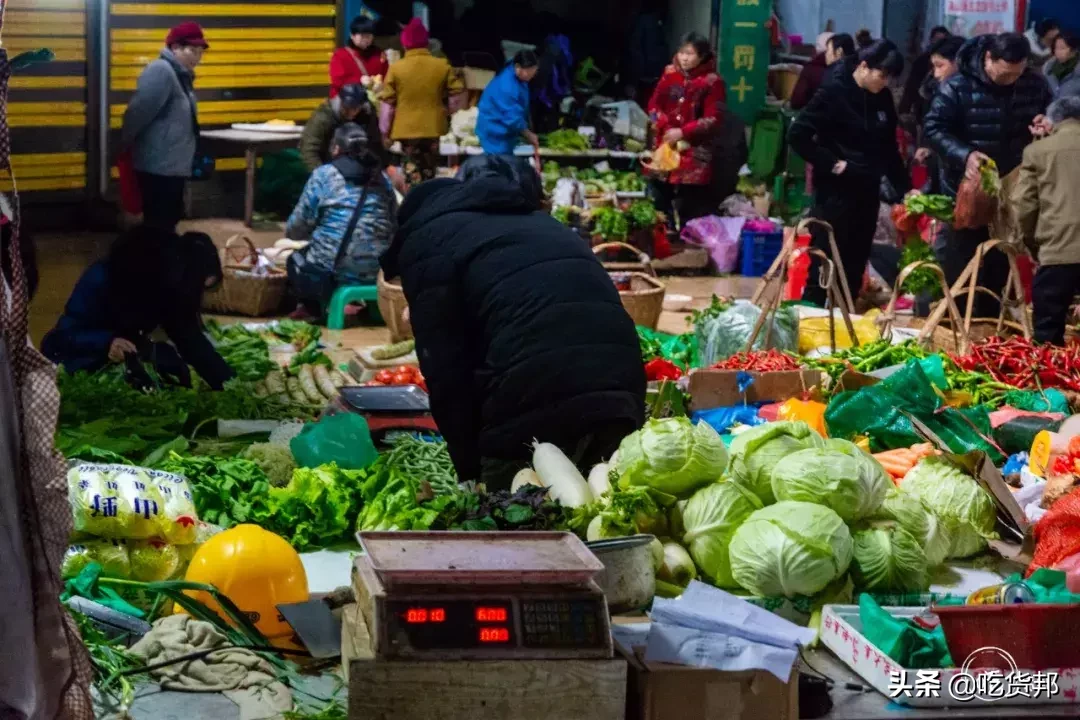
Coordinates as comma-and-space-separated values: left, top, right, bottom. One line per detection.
876, 457, 914, 478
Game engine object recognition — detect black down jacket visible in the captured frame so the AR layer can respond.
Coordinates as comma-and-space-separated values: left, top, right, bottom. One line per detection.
380, 177, 646, 480
924, 35, 1051, 197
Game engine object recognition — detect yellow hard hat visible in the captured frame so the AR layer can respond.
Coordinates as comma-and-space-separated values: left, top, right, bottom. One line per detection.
181, 524, 309, 645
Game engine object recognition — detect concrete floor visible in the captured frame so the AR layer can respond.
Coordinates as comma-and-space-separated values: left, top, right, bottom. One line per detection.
29, 218, 760, 348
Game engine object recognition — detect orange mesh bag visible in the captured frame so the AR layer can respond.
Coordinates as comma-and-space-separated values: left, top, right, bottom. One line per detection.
1029, 487, 1080, 575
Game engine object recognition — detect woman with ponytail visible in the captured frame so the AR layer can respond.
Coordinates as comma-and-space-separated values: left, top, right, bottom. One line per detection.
285, 122, 398, 319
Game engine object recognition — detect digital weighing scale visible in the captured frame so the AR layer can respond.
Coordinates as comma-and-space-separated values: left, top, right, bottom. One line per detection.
328, 385, 439, 438
352, 531, 614, 661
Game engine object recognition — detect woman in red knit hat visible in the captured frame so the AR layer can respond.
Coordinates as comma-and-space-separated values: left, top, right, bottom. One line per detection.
379, 18, 465, 185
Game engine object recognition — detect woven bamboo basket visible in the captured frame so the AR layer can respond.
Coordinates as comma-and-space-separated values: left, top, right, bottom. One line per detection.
611, 271, 666, 329
377, 271, 413, 342
593, 241, 657, 274
202, 235, 287, 317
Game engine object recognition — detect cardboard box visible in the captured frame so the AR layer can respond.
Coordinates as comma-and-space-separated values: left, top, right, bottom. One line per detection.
614, 621, 798, 720
688, 369, 823, 413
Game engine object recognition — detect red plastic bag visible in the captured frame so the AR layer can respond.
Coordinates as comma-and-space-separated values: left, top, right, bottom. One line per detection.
117, 150, 142, 215
1030, 487, 1080, 575
953, 175, 996, 230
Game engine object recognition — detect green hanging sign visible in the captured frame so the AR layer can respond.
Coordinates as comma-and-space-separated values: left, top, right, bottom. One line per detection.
719, 0, 774, 124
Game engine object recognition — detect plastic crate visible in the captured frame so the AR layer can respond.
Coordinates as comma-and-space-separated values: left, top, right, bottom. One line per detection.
740, 229, 784, 277
935, 603, 1080, 671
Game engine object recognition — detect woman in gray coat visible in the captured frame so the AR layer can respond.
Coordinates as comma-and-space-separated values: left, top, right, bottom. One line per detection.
120, 22, 208, 230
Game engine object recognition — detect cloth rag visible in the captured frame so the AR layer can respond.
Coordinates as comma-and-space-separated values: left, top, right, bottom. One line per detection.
129, 614, 292, 720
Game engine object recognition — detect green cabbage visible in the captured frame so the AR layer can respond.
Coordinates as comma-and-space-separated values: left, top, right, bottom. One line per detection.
728, 501, 853, 597
62, 540, 131, 580
771, 446, 887, 523
901, 456, 998, 559
850, 521, 929, 592
826, 439, 891, 509
728, 422, 825, 504
616, 418, 728, 497
682, 481, 762, 587
128, 540, 182, 582
876, 487, 951, 567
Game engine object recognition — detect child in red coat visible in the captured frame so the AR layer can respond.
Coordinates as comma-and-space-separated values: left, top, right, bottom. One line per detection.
646, 32, 727, 228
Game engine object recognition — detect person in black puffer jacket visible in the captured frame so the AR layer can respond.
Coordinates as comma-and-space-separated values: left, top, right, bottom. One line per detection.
788, 41, 910, 308
924, 33, 1051, 316
380, 176, 646, 490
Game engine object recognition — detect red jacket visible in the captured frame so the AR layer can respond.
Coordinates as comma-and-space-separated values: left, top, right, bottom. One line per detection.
329, 46, 389, 98
647, 57, 727, 185
789, 52, 827, 110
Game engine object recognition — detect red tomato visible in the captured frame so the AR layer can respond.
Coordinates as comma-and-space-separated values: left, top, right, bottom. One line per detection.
375, 369, 394, 384
391, 372, 413, 385
394, 365, 416, 378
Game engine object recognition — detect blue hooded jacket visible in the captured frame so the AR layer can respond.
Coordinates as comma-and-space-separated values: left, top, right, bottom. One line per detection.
476, 63, 530, 154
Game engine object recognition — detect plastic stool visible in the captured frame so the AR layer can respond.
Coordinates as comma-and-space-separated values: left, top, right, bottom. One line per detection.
326, 285, 382, 330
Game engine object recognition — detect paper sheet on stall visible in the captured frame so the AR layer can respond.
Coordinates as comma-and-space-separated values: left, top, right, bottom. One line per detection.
644, 581, 816, 682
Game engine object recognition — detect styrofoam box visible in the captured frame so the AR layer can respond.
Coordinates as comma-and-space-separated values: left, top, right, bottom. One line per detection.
821, 604, 1080, 707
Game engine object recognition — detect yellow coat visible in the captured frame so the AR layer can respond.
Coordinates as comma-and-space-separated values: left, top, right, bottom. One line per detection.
380, 49, 465, 140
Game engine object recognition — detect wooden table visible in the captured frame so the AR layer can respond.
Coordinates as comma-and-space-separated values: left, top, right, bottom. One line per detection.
200, 127, 304, 227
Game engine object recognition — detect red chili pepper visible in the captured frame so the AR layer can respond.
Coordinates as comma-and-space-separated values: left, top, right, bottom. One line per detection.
1052, 455, 1074, 476
645, 358, 683, 381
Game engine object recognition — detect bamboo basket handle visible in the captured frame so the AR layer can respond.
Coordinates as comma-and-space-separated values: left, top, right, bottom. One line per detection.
222, 234, 259, 269
592, 241, 656, 277
895, 261, 971, 353
795, 218, 856, 315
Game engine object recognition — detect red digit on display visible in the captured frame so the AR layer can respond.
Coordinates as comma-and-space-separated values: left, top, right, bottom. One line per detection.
475, 607, 508, 622
406, 608, 428, 624
431, 608, 446, 622
479, 627, 510, 643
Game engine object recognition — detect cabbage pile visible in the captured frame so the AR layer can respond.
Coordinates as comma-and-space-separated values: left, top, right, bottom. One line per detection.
616, 417, 728, 497
681, 481, 761, 587
770, 443, 888, 523
901, 456, 998, 559
727, 421, 825, 503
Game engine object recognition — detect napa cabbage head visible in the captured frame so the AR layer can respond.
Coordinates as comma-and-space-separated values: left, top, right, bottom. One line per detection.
770, 446, 887, 523
850, 521, 929, 592
727, 421, 825, 504
901, 456, 998, 559
728, 501, 853, 598
875, 486, 951, 567
682, 481, 762, 587
616, 418, 728, 497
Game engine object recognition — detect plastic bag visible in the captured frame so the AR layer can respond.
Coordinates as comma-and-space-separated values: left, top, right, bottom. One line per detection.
680, 216, 742, 273
69, 463, 167, 540
62, 540, 131, 580
797, 310, 882, 354
825, 359, 1001, 460
128, 539, 183, 582
148, 468, 199, 545
778, 399, 827, 437
692, 405, 766, 434
1004, 389, 1070, 414
650, 143, 680, 172
696, 300, 799, 367
953, 175, 996, 230
290, 412, 379, 470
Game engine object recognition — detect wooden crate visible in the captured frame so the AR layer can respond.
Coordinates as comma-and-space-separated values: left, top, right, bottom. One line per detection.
342, 604, 627, 720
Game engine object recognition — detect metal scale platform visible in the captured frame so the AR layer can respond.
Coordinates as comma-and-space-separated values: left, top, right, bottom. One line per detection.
351, 531, 614, 661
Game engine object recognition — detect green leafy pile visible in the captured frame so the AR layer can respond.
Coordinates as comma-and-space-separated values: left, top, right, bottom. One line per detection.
899, 237, 943, 298
156, 452, 274, 529
205, 319, 276, 381
383, 435, 458, 495
270, 319, 320, 349
541, 129, 591, 152
904, 193, 954, 223
267, 463, 369, 550
591, 206, 629, 240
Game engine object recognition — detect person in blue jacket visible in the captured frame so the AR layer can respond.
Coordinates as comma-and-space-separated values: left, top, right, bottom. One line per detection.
42, 226, 235, 390
476, 50, 540, 155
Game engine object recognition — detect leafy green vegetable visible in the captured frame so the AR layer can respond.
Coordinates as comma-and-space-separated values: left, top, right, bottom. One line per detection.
875, 486, 951, 567
771, 445, 888, 523
625, 200, 658, 230
266, 463, 368, 550
155, 453, 274, 529
728, 421, 826, 504
542, 129, 591, 152
682, 481, 761, 587
899, 237, 942, 298
850, 521, 929, 592
383, 435, 458, 495
288, 341, 333, 375
728, 501, 853, 598
900, 456, 998, 559
356, 459, 449, 531
69, 609, 144, 711
904, 193, 954, 223
205, 319, 276, 381
241, 442, 297, 487
575, 485, 674, 540
616, 417, 729, 497
591, 206, 629, 240
271, 319, 321, 349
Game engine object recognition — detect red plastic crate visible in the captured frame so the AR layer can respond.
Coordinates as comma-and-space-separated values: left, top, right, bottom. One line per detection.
935, 603, 1080, 670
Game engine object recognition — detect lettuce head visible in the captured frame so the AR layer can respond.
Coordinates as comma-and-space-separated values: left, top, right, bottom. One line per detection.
901, 456, 998, 559
771, 446, 888, 523
728, 501, 853, 598
682, 481, 762, 587
728, 421, 825, 504
850, 521, 929, 592
616, 418, 728, 497
876, 486, 951, 567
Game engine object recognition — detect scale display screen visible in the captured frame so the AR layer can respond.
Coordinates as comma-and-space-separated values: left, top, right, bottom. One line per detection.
384, 597, 606, 651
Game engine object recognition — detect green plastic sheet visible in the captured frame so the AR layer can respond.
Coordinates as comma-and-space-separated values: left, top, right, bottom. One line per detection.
290, 412, 379, 470
859, 593, 953, 669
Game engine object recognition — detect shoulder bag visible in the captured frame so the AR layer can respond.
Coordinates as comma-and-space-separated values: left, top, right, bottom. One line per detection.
287, 184, 371, 309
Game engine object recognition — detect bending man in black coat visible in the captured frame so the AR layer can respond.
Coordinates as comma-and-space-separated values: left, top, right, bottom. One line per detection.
924, 33, 1051, 317
380, 175, 646, 490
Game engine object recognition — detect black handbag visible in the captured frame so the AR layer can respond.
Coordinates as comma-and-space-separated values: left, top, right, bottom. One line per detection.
287, 185, 370, 310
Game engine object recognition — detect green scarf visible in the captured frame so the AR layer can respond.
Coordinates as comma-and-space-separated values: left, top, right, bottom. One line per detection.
1051, 54, 1079, 81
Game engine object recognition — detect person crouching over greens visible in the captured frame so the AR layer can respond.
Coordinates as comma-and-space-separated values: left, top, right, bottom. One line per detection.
787, 40, 911, 308
380, 175, 646, 491
286, 123, 397, 321
1014, 96, 1080, 346
42, 227, 235, 391
300, 83, 384, 172
476, 50, 541, 155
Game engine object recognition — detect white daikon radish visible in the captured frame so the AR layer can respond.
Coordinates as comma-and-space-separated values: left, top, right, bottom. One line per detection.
608, 449, 619, 467
511, 468, 544, 492
586, 515, 605, 542
587, 462, 612, 497
531, 441, 594, 508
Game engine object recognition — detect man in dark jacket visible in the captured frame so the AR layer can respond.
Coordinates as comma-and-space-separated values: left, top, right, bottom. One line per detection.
299, 84, 383, 171
924, 33, 1052, 316
899, 26, 952, 120
380, 176, 646, 489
